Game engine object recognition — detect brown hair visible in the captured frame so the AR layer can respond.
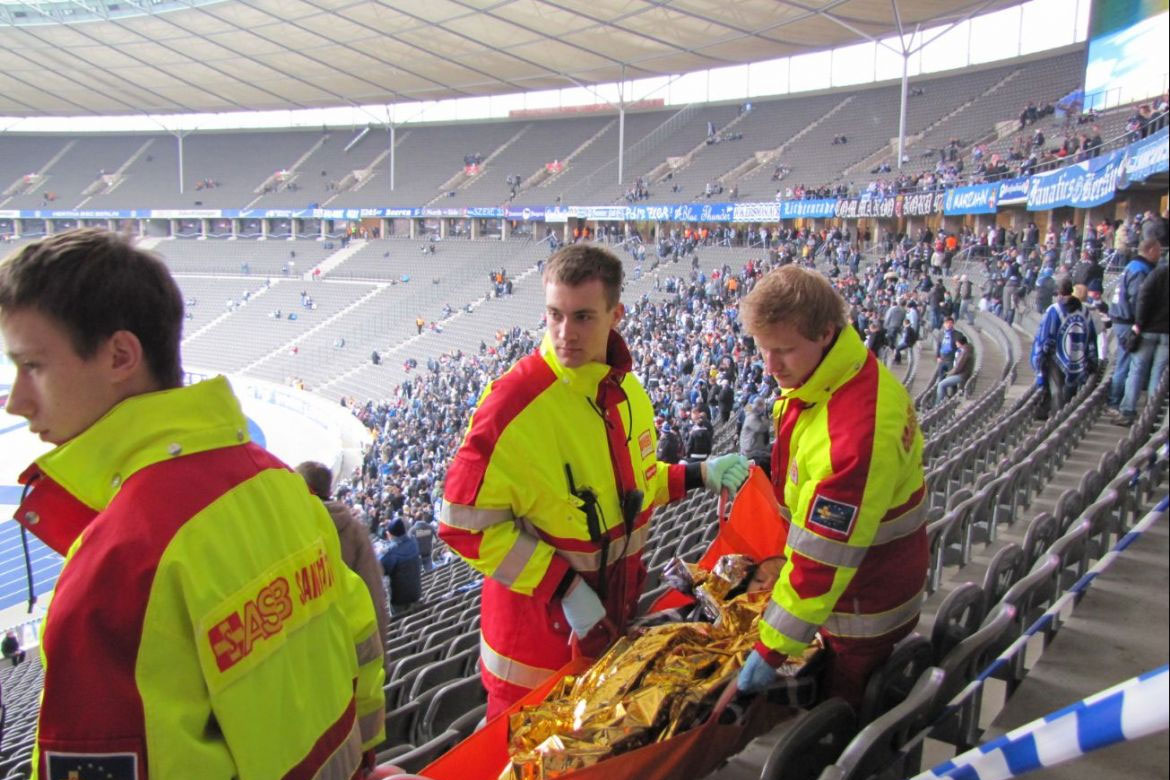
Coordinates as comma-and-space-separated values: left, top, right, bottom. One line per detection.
542, 244, 624, 309
740, 265, 848, 340
0, 228, 184, 388
295, 461, 333, 500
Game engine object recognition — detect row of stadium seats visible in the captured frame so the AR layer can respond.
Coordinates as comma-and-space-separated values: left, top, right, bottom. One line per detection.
0, 48, 1089, 212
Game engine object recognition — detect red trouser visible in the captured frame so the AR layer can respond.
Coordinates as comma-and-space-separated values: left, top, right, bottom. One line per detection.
821, 618, 918, 710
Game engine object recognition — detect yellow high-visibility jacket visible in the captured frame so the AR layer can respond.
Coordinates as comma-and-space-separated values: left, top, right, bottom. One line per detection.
14, 377, 385, 779
440, 331, 688, 700
759, 326, 927, 659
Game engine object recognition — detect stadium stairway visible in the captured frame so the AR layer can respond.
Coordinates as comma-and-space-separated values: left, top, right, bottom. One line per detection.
976, 500, 1168, 780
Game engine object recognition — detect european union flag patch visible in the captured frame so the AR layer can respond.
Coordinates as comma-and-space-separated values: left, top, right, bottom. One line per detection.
808, 495, 858, 537
46, 752, 138, 780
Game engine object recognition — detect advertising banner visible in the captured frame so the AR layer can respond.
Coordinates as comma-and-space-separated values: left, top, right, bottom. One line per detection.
943, 183, 1000, 215
504, 206, 546, 221
1027, 149, 1125, 210
997, 177, 1030, 204
835, 196, 898, 219
779, 198, 838, 219
1120, 126, 1169, 185
731, 201, 780, 223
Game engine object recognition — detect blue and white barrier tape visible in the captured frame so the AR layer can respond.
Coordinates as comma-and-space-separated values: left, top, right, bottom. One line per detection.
913, 665, 1168, 780
975, 499, 1168, 686
925, 498, 1168, 733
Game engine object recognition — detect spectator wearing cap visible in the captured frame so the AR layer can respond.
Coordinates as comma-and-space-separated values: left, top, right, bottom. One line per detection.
380, 519, 423, 616
657, 420, 683, 463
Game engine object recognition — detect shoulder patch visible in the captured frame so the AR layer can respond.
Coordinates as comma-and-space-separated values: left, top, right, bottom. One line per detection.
638, 429, 654, 459
47, 752, 138, 779
808, 495, 858, 537
901, 403, 918, 451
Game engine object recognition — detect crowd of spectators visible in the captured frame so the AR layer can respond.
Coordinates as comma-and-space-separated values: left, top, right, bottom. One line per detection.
318, 205, 1167, 607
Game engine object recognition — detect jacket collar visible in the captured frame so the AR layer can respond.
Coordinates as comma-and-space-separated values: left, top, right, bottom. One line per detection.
539, 330, 632, 398
16, 377, 249, 554
780, 326, 870, 407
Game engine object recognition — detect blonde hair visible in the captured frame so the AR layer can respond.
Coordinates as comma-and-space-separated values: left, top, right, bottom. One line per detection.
740, 265, 848, 340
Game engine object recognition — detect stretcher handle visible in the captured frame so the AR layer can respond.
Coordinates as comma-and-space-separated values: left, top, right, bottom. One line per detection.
718, 486, 731, 525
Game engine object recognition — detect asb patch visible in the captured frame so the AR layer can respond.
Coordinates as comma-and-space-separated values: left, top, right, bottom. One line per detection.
638, 430, 654, 459
47, 752, 138, 780
808, 495, 858, 537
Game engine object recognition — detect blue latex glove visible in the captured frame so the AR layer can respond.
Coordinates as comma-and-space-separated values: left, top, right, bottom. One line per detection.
737, 649, 779, 694
703, 453, 750, 494
561, 577, 606, 639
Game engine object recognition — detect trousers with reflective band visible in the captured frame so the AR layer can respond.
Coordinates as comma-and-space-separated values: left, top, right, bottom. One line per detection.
19, 378, 384, 779
440, 332, 686, 711
760, 327, 927, 660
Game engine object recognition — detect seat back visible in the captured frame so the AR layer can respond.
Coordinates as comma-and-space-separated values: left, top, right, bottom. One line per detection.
980, 543, 1025, 614
930, 582, 986, 664
761, 698, 858, 780
387, 729, 462, 774
1048, 519, 1090, 594
932, 603, 1016, 721
857, 633, 934, 726
409, 646, 480, 701
824, 667, 945, 780
1021, 512, 1058, 569
420, 674, 487, 744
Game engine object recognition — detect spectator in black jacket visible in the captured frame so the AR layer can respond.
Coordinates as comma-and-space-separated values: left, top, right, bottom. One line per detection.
380, 519, 422, 615
684, 409, 714, 462
1115, 260, 1169, 426
656, 422, 682, 463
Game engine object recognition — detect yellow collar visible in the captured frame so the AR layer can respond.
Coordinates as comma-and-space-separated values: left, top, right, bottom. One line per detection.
539, 330, 630, 396
34, 376, 250, 511
780, 327, 869, 407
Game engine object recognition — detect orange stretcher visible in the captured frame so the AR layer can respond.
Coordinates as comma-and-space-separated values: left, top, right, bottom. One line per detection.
420, 467, 796, 780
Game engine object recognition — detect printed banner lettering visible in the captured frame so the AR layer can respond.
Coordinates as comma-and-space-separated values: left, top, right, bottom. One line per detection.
997, 176, 1030, 204
779, 198, 838, 219
943, 183, 1000, 215
1027, 149, 1125, 210
1121, 126, 1169, 185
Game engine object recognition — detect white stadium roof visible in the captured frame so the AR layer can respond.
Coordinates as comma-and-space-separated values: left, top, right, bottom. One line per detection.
0, 0, 1025, 116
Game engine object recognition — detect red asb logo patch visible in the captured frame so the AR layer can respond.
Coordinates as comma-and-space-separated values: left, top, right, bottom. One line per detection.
208, 576, 293, 672
901, 405, 918, 451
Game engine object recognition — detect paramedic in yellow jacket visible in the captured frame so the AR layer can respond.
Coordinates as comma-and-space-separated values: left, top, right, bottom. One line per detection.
736, 265, 928, 708
440, 244, 750, 717
1, 229, 385, 779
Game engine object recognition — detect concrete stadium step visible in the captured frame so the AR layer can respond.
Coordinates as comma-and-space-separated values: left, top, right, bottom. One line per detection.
979, 508, 1168, 780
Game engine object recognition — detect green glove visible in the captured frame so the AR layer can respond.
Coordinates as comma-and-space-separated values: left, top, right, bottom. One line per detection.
703, 453, 750, 494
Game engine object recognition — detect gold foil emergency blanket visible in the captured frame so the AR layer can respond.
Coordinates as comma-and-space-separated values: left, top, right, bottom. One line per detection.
500, 591, 776, 779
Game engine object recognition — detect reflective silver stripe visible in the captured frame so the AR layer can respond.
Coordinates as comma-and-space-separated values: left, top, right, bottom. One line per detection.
441, 503, 513, 531
491, 531, 539, 587
872, 503, 927, 546
822, 590, 924, 638
556, 523, 652, 572
779, 505, 792, 522
480, 634, 557, 690
354, 631, 382, 666
761, 601, 820, 645
357, 706, 384, 746
786, 524, 867, 568
309, 721, 363, 780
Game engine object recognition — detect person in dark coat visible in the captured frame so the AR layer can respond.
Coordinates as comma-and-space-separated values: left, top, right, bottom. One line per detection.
380, 519, 423, 615
657, 422, 683, 463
